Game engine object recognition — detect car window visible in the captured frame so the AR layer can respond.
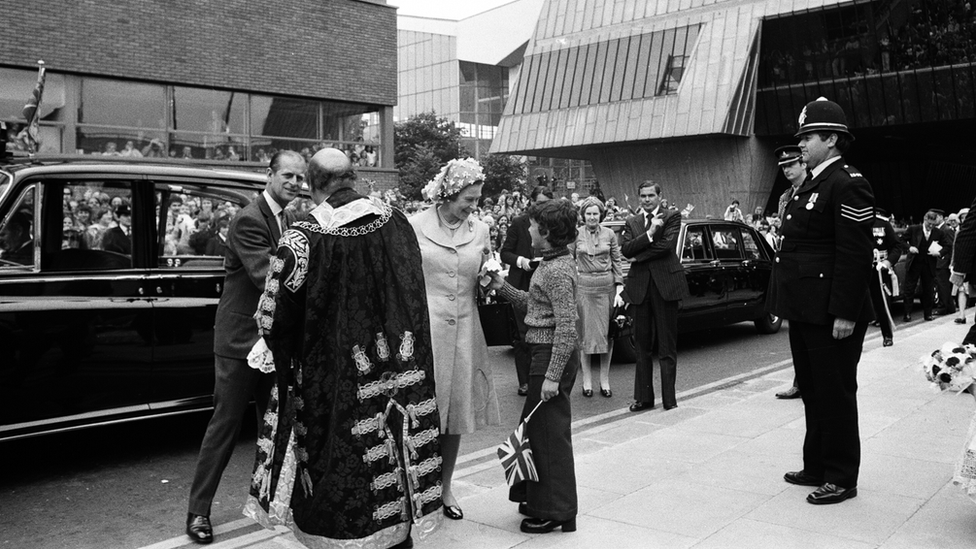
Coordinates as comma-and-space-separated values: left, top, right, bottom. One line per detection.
711, 226, 743, 260
154, 182, 253, 269
681, 225, 712, 261
0, 184, 36, 269
739, 228, 763, 260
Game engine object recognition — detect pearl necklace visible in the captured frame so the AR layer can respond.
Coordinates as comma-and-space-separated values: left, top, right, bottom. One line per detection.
437, 207, 463, 231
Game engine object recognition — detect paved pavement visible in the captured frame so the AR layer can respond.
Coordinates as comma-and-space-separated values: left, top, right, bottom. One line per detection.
148, 316, 976, 549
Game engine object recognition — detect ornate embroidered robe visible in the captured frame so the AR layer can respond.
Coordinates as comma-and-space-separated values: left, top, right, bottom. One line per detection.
244, 188, 442, 548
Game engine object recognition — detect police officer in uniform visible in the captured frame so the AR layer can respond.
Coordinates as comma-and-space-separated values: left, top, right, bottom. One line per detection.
869, 209, 903, 347
773, 145, 806, 400
767, 97, 875, 505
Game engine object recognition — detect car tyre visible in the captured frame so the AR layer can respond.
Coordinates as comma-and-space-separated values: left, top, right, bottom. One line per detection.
754, 313, 782, 334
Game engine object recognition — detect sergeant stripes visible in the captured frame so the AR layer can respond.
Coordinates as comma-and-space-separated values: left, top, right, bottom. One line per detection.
840, 204, 873, 223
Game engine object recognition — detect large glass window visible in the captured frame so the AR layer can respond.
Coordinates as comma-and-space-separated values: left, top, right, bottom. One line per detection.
80, 79, 166, 128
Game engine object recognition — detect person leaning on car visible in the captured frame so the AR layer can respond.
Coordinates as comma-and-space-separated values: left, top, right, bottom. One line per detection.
185, 150, 306, 545
766, 97, 875, 506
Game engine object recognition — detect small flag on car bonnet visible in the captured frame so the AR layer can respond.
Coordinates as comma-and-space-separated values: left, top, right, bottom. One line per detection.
496, 401, 543, 486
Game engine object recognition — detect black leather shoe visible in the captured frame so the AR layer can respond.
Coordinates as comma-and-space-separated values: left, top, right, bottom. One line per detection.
883, 337, 893, 347
600, 387, 612, 398
955, 318, 967, 324
390, 535, 414, 549
520, 517, 577, 533
582, 388, 593, 397
775, 386, 801, 399
629, 401, 654, 412
517, 384, 528, 396
186, 513, 213, 544
443, 504, 463, 520
925, 315, 935, 321
664, 403, 678, 411
784, 470, 823, 486
903, 314, 911, 322
807, 483, 857, 505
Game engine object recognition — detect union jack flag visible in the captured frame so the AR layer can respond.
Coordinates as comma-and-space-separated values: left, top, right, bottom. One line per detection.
21, 61, 46, 155
496, 401, 542, 486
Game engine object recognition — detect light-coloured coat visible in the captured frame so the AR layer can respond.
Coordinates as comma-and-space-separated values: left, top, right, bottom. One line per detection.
410, 207, 500, 434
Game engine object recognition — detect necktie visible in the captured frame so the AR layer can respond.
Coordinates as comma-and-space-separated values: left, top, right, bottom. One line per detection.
276, 212, 284, 234
645, 214, 651, 232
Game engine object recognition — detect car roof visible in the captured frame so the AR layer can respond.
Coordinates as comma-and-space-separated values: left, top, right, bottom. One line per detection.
1, 155, 268, 185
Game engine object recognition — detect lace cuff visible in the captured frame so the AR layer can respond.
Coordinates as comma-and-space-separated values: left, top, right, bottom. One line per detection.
248, 337, 275, 373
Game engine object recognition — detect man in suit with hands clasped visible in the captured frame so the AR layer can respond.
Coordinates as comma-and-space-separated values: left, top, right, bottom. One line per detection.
620, 181, 689, 412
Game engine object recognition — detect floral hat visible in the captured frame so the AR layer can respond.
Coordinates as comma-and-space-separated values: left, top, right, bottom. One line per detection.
422, 158, 485, 202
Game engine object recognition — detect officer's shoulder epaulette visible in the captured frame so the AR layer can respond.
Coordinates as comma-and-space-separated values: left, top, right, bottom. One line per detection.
842, 165, 864, 179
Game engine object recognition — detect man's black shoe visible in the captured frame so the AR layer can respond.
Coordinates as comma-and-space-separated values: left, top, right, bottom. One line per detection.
925, 315, 935, 321
902, 314, 912, 322
629, 401, 655, 412
807, 483, 857, 505
186, 513, 213, 544
775, 386, 801, 399
517, 384, 528, 396
784, 470, 823, 486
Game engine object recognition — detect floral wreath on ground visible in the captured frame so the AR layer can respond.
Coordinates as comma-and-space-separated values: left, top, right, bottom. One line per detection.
920, 342, 976, 394
422, 158, 485, 203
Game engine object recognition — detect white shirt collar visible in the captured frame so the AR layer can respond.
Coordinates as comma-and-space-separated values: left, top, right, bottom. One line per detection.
809, 155, 843, 180
643, 206, 660, 220
262, 190, 283, 217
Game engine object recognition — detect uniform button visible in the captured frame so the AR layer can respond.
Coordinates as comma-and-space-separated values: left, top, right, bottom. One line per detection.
775, 257, 780, 263
794, 195, 800, 201
448, 294, 456, 301
786, 214, 792, 220
447, 270, 456, 278
447, 319, 456, 326
819, 273, 823, 278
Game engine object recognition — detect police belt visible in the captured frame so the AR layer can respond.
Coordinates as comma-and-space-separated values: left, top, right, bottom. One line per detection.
778, 239, 834, 254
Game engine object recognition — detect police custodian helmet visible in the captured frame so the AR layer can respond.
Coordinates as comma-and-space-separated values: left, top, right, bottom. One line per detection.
794, 97, 854, 140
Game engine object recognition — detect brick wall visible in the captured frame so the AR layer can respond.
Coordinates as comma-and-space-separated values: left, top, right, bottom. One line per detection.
1, 0, 396, 105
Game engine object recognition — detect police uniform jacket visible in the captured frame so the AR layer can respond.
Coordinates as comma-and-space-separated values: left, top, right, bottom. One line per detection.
766, 157, 875, 325
872, 216, 903, 266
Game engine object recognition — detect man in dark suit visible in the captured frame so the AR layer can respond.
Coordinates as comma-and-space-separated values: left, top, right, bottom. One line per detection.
767, 97, 875, 505
101, 205, 132, 255
620, 181, 689, 412
934, 209, 956, 315
186, 150, 306, 544
500, 185, 553, 396
900, 210, 948, 322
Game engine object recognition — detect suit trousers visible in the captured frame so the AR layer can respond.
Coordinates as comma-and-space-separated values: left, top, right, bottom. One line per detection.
902, 263, 935, 316
869, 268, 893, 339
936, 266, 955, 313
632, 281, 679, 408
512, 309, 531, 386
790, 320, 866, 489
188, 354, 273, 516
509, 344, 578, 522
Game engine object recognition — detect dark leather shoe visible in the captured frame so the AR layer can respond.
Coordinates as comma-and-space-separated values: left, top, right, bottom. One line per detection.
784, 470, 823, 486
664, 403, 678, 411
903, 314, 911, 322
582, 388, 593, 397
390, 535, 414, 549
443, 504, 463, 520
883, 337, 893, 347
955, 318, 967, 324
629, 401, 654, 412
517, 384, 528, 396
775, 386, 801, 399
807, 483, 857, 504
520, 517, 577, 533
925, 315, 935, 321
186, 513, 213, 544
600, 387, 612, 398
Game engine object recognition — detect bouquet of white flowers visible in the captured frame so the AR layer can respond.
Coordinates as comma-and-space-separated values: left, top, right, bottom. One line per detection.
920, 342, 976, 394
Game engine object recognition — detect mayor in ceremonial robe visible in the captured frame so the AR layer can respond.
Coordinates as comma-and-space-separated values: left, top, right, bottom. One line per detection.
244, 149, 441, 549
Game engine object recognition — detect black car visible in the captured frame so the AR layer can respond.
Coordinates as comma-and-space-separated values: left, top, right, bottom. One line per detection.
0, 156, 274, 441
607, 217, 782, 362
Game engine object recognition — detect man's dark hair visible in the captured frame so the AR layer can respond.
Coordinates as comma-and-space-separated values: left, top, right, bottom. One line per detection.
924, 210, 939, 222
815, 131, 853, 155
528, 199, 578, 248
638, 180, 662, 195
530, 185, 554, 202
269, 150, 304, 173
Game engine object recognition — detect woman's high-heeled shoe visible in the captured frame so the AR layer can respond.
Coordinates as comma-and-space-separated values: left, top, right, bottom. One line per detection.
520, 517, 577, 533
442, 504, 463, 520
600, 387, 612, 398
582, 388, 593, 397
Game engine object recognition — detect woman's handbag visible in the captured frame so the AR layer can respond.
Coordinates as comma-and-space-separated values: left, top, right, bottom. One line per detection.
478, 291, 519, 346
608, 302, 632, 340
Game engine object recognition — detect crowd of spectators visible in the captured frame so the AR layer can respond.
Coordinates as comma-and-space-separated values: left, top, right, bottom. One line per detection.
85, 139, 379, 166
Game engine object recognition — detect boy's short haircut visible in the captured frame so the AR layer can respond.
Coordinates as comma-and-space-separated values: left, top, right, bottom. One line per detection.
528, 199, 578, 248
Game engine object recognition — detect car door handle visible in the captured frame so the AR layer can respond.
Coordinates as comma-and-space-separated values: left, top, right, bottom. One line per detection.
709, 260, 721, 267
741, 260, 751, 267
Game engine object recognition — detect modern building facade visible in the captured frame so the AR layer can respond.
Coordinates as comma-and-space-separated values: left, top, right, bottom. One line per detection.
1, 0, 398, 186
492, 0, 976, 221
397, 0, 597, 195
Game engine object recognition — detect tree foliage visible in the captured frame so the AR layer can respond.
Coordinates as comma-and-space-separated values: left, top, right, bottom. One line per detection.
394, 111, 464, 199
480, 153, 527, 199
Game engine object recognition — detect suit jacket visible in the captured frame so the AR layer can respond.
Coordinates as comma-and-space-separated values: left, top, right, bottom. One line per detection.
953, 195, 976, 280
901, 224, 948, 275
101, 226, 131, 255
499, 213, 535, 291
766, 157, 875, 325
938, 224, 955, 270
619, 208, 689, 304
214, 193, 282, 358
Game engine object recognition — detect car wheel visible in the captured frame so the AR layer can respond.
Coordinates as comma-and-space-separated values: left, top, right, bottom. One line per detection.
754, 313, 782, 334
